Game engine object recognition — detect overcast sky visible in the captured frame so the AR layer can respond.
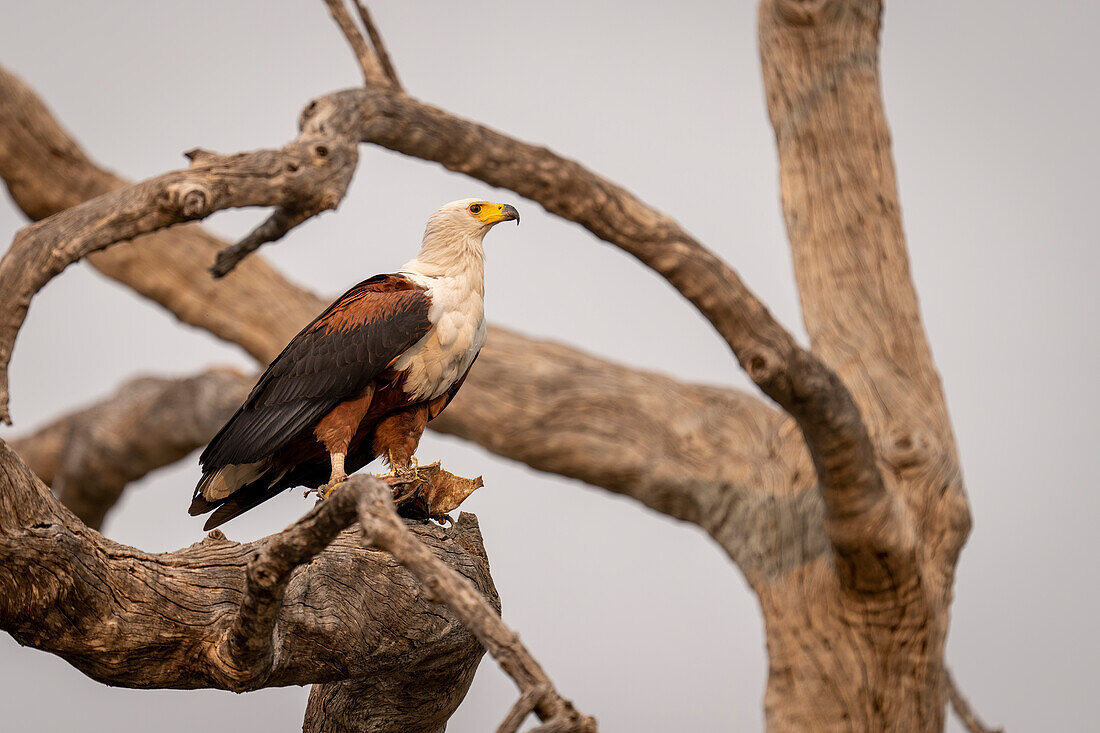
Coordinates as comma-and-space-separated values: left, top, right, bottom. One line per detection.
0, 1, 1096, 731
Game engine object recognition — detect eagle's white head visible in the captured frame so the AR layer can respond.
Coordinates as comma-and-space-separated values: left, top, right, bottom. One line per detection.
405, 198, 520, 278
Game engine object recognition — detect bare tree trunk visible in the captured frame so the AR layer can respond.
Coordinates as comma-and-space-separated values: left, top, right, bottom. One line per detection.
753, 1, 969, 729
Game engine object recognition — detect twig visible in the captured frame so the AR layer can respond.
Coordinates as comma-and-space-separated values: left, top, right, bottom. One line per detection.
211, 206, 313, 278
354, 2, 404, 91
947, 667, 1004, 733
355, 478, 597, 732
497, 684, 550, 733
322, 0, 390, 87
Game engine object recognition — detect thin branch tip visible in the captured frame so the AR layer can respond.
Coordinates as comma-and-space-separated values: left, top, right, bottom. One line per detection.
947, 667, 1004, 733
322, 0, 391, 88
354, 2, 404, 91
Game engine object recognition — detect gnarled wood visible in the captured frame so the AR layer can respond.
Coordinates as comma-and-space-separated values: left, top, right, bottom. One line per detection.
0, 439, 496, 730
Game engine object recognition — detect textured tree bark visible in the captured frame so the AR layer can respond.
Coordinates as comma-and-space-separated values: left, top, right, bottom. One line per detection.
752, 1, 972, 730
0, 439, 498, 731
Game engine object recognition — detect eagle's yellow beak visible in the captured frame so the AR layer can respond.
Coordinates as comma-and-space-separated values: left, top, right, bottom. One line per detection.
475, 202, 521, 226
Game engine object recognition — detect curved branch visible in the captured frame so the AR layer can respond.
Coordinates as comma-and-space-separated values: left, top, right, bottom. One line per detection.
0, 70, 902, 586
0, 132, 357, 424
356, 477, 597, 732
1, 54, 905, 587
0, 63, 793, 571
330, 84, 912, 591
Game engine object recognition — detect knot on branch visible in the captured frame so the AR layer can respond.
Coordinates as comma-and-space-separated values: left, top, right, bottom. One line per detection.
882, 425, 936, 470
161, 182, 213, 219
743, 347, 784, 388
202, 529, 233, 545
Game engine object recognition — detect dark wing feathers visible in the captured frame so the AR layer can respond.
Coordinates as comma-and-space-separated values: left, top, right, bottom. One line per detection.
199, 275, 431, 470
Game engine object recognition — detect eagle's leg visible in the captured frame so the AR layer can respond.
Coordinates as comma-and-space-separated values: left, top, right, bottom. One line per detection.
373, 405, 429, 482
313, 385, 374, 499
320, 452, 348, 498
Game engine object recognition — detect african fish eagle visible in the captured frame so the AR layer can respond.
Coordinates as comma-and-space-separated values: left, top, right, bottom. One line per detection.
189, 199, 520, 529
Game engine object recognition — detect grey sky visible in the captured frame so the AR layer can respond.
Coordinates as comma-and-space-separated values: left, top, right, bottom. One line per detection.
0, 1, 1096, 731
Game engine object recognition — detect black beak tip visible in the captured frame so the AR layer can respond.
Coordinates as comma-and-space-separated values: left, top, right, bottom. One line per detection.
502, 203, 520, 226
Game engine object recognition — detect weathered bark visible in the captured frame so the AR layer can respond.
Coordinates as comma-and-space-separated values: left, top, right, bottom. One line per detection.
0, 439, 497, 732
751, 1, 972, 730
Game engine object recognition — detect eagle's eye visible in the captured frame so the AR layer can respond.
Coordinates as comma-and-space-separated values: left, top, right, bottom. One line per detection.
469, 204, 482, 215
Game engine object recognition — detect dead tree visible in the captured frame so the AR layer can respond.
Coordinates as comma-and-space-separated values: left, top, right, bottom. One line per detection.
0, 1, 1000, 731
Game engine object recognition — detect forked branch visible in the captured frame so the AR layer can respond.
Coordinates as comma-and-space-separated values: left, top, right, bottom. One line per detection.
354, 1, 403, 90
354, 477, 597, 733
322, 0, 396, 88
0, 133, 356, 425
214, 474, 595, 728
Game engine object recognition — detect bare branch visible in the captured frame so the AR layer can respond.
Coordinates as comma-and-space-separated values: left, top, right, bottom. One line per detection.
355, 2, 404, 91
947, 667, 1004, 733
330, 84, 912, 590
210, 205, 313, 278
0, 67, 900, 586
356, 477, 597, 732
322, 0, 391, 87
0, 132, 357, 425
0, 62, 795, 565
0, 65, 325, 362
11, 369, 251, 529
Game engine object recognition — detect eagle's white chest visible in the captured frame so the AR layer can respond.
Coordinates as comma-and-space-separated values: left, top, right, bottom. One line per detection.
393, 271, 486, 401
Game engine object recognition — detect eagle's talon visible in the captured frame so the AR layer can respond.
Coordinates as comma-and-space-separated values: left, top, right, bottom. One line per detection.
388, 457, 421, 484
309, 473, 348, 500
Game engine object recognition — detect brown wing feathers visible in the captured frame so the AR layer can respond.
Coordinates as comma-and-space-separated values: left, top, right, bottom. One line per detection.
193, 275, 431, 514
